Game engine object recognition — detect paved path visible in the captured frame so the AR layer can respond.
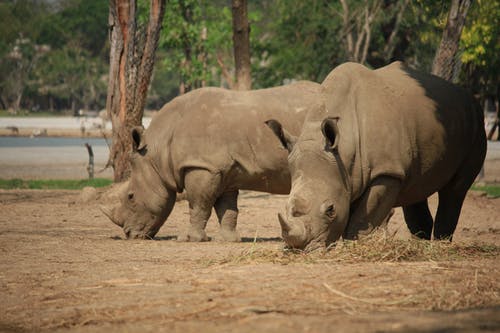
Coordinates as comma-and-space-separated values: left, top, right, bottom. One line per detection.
0, 117, 499, 180
0, 116, 152, 130
0, 144, 113, 179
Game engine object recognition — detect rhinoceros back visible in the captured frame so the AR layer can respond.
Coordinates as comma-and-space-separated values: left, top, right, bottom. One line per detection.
146, 82, 322, 194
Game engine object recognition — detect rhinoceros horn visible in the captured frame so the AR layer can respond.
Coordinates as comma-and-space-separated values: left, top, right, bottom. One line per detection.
278, 213, 307, 248
278, 213, 292, 233
100, 204, 123, 227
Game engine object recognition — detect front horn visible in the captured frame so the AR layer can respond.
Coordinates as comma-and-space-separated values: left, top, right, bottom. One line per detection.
100, 204, 123, 227
278, 213, 292, 233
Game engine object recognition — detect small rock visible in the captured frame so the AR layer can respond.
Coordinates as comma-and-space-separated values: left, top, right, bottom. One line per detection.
79, 186, 97, 203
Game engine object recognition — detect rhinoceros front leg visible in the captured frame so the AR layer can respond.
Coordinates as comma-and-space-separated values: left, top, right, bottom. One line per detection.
177, 169, 221, 242
343, 176, 401, 240
214, 190, 241, 242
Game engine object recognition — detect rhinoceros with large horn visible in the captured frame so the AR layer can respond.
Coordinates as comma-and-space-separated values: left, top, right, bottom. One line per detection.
266, 62, 486, 251
101, 82, 322, 241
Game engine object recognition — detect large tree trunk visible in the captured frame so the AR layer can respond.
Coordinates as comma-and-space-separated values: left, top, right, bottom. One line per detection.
106, 0, 166, 182
431, 0, 472, 81
231, 0, 251, 90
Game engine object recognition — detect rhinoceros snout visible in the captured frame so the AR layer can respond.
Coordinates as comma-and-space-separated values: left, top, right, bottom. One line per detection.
278, 213, 308, 249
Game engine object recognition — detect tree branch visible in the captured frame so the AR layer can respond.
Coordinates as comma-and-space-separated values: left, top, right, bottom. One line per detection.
216, 53, 234, 89
340, 0, 354, 59
382, 0, 410, 62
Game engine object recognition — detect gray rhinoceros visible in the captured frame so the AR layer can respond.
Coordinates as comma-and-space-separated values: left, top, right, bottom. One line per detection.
101, 81, 322, 241
266, 62, 486, 251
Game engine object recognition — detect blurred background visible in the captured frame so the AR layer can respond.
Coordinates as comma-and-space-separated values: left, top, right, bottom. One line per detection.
0, 0, 498, 115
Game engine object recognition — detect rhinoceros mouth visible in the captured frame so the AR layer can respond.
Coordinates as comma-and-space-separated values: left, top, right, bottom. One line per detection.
125, 231, 157, 240
122, 227, 153, 240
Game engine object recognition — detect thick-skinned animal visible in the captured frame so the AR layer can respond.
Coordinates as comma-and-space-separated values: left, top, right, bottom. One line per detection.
267, 62, 486, 251
101, 82, 322, 241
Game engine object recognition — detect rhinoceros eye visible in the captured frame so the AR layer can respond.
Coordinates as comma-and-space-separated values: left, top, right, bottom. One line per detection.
324, 204, 336, 220
127, 192, 134, 201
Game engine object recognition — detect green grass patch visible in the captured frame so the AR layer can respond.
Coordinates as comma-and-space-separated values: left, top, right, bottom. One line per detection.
0, 178, 112, 190
471, 184, 500, 198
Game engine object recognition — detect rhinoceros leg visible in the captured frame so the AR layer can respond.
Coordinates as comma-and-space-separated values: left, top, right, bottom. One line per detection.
177, 169, 222, 242
433, 189, 467, 241
214, 190, 240, 242
402, 200, 433, 240
433, 142, 485, 241
343, 176, 401, 240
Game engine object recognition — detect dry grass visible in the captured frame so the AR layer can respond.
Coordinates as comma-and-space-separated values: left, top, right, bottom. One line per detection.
208, 231, 500, 266
200, 232, 500, 312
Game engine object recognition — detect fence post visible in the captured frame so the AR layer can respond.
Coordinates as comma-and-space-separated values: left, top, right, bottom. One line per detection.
85, 143, 94, 179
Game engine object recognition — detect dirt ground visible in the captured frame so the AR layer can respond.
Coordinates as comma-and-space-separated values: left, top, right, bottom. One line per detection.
0, 185, 499, 333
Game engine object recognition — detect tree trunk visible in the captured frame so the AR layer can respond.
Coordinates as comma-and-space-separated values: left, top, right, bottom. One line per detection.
106, 0, 166, 182
231, 0, 251, 90
431, 0, 472, 81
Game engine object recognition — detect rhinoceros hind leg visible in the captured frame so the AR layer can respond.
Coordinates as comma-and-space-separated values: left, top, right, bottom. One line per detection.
434, 142, 485, 241
214, 190, 241, 242
433, 188, 467, 241
402, 200, 433, 240
177, 168, 221, 242
343, 176, 401, 240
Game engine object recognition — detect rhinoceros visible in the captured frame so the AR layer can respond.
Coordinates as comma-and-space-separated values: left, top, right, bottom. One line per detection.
266, 62, 486, 251
101, 82, 322, 241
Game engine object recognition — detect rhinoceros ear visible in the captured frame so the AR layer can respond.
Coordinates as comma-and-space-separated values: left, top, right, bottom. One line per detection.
265, 119, 297, 153
131, 126, 147, 153
321, 117, 340, 151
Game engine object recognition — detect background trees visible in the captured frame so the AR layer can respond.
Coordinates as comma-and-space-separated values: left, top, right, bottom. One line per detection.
431, 0, 472, 80
0, 0, 497, 117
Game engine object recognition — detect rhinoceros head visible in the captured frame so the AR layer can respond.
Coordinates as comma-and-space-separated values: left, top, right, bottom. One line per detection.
101, 127, 176, 239
266, 118, 351, 251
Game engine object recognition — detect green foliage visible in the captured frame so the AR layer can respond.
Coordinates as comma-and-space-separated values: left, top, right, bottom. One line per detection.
461, 1, 500, 66
33, 45, 107, 110
0, 0, 108, 112
0, 1, 50, 111
471, 185, 500, 198
459, 0, 500, 97
37, 0, 108, 56
253, 0, 343, 86
160, 0, 208, 91
0, 0, 498, 112
0, 178, 112, 190
157, 0, 266, 91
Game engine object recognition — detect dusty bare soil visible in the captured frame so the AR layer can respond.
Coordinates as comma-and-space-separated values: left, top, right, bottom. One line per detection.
0, 187, 499, 333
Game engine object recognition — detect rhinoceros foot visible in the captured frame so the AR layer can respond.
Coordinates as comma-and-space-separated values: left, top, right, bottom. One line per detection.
215, 229, 241, 242
177, 228, 209, 242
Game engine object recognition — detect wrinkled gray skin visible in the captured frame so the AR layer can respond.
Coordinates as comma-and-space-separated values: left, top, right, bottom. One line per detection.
267, 62, 486, 251
101, 81, 322, 240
